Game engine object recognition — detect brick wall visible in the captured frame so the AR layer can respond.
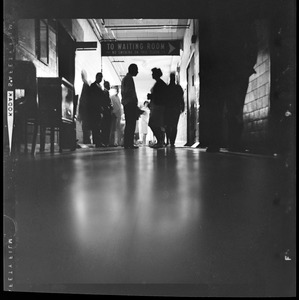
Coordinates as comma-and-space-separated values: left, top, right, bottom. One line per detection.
243, 19, 271, 150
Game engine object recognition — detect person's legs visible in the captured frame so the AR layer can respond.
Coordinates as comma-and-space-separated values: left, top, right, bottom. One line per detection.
164, 108, 170, 145
169, 126, 176, 146
149, 126, 159, 143
149, 105, 165, 147
149, 126, 164, 147
169, 111, 180, 146
165, 126, 170, 145
90, 120, 100, 146
109, 114, 117, 146
124, 103, 137, 148
161, 127, 166, 146
115, 116, 122, 145
82, 121, 91, 144
165, 119, 171, 145
142, 133, 147, 145
101, 113, 112, 146
98, 116, 106, 146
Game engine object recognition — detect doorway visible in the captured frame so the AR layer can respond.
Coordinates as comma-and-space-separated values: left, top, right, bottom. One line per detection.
58, 24, 75, 85
186, 54, 197, 146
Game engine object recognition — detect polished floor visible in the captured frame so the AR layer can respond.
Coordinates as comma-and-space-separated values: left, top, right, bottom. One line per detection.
8, 146, 296, 296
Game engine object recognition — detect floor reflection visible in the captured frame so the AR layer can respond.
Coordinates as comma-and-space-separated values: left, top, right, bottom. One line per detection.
13, 147, 295, 290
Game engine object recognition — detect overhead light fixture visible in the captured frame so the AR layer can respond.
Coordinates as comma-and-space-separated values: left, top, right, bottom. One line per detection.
105, 24, 190, 30
88, 19, 103, 41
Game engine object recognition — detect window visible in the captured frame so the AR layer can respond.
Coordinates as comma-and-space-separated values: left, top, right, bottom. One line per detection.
17, 19, 36, 55
37, 20, 49, 64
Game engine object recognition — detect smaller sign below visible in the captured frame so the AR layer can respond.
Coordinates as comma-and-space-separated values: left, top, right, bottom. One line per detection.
101, 40, 181, 56
75, 41, 97, 51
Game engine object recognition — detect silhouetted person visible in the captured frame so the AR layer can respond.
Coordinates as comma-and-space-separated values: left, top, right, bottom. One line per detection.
101, 80, 113, 146
77, 70, 91, 144
165, 72, 184, 148
109, 86, 122, 146
121, 63, 139, 149
147, 68, 167, 148
139, 100, 150, 146
87, 72, 105, 147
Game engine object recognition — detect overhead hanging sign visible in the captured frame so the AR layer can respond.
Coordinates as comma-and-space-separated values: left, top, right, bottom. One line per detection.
101, 40, 181, 56
75, 41, 97, 51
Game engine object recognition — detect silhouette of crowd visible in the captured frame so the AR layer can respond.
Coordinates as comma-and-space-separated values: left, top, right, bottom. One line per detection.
76, 64, 184, 149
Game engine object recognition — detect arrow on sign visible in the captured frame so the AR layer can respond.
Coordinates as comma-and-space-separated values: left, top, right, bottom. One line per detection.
168, 42, 176, 54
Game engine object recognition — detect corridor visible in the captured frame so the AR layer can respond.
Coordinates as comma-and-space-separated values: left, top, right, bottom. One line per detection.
3, 0, 296, 296
9, 147, 296, 296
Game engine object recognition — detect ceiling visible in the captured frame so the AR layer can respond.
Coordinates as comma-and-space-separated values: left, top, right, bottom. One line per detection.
97, 19, 189, 102
97, 19, 189, 41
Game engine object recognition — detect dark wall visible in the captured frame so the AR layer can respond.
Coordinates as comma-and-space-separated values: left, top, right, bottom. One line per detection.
268, 0, 296, 156
198, 0, 259, 148
198, 0, 295, 152
57, 23, 76, 85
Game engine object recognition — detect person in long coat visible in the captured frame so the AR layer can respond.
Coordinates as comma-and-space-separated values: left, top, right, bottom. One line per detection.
109, 86, 122, 146
101, 80, 113, 146
147, 67, 168, 148
165, 72, 185, 147
87, 72, 106, 147
77, 70, 91, 144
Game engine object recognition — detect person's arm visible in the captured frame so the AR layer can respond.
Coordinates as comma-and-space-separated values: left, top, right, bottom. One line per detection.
179, 86, 185, 112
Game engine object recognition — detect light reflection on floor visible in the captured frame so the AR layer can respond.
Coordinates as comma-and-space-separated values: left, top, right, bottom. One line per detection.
12, 147, 295, 295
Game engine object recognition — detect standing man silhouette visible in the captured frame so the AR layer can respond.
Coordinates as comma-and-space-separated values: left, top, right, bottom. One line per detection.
77, 70, 91, 144
165, 72, 184, 148
121, 64, 139, 149
109, 86, 122, 146
87, 72, 105, 147
101, 80, 113, 146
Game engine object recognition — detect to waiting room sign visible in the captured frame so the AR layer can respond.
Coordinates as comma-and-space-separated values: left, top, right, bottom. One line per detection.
101, 40, 181, 56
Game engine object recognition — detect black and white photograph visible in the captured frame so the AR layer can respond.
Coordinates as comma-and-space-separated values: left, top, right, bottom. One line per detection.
3, 0, 296, 297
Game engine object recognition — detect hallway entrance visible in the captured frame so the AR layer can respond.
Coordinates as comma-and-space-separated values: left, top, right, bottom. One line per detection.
186, 53, 198, 146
